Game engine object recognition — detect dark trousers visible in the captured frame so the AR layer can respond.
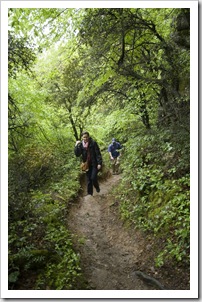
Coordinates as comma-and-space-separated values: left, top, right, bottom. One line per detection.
86, 165, 100, 195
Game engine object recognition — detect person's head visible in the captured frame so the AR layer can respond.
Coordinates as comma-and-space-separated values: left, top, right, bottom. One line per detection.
82, 131, 90, 143
112, 138, 116, 145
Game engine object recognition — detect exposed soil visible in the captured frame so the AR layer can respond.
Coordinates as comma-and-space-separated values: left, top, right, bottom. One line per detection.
68, 174, 190, 291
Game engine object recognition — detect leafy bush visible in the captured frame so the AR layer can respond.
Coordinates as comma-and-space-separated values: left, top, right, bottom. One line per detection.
8, 140, 86, 289
35, 225, 86, 290
117, 128, 190, 267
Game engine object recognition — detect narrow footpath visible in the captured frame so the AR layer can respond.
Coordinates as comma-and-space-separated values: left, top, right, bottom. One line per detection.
68, 174, 159, 290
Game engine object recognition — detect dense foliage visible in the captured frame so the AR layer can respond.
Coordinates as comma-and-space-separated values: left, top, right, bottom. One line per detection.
8, 7, 190, 289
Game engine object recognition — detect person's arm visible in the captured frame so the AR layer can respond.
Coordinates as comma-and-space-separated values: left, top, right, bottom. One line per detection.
116, 142, 123, 157
109, 151, 114, 160
74, 141, 82, 157
117, 142, 122, 150
108, 145, 114, 160
94, 141, 102, 169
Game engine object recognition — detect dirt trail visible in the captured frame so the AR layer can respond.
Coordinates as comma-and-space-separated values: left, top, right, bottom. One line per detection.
68, 174, 155, 290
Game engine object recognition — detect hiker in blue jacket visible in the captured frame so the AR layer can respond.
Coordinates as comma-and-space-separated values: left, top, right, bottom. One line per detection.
108, 138, 122, 175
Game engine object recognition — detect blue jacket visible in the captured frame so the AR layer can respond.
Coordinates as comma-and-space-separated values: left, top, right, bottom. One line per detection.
108, 142, 122, 158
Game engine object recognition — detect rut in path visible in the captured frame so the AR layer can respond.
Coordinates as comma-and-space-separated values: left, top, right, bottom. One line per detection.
68, 174, 154, 290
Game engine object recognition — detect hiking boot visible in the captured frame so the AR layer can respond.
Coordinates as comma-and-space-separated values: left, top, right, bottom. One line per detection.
96, 187, 100, 193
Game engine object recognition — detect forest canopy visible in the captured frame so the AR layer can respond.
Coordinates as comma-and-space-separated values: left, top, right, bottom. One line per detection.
5, 6, 194, 291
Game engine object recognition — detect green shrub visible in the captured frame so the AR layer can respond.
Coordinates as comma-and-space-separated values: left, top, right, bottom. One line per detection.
117, 128, 190, 267
35, 225, 85, 290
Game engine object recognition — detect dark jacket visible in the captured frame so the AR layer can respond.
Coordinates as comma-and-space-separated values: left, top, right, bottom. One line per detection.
74, 138, 102, 167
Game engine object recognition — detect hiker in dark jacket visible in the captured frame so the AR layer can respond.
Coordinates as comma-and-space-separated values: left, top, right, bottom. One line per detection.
74, 131, 102, 196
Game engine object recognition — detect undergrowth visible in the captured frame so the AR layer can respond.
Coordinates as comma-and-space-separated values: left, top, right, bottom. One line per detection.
116, 127, 190, 268
8, 144, 88, 290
